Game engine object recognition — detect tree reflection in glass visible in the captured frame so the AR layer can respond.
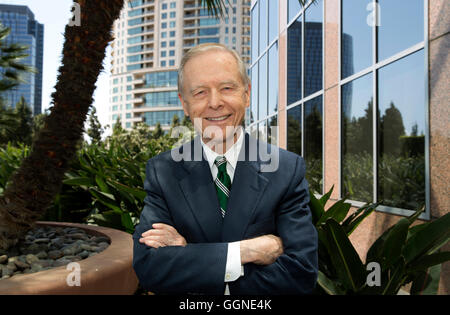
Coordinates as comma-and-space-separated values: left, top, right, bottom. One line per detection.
342, 73, 373, 203
378, 50, 425, 210
304, 96, 323, 194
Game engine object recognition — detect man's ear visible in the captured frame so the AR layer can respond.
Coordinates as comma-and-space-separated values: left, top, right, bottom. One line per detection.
178, 93, 190, 116
245, 83, 251, 108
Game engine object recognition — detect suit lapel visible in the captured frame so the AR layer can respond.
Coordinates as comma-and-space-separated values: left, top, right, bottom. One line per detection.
178, 136, 223, 242
221, 133, 269, 242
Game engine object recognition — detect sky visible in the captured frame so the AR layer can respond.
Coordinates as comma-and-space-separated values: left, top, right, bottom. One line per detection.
0, 0, 112, 129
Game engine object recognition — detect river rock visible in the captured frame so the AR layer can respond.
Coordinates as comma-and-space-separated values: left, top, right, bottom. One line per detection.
0, 255, 7, 264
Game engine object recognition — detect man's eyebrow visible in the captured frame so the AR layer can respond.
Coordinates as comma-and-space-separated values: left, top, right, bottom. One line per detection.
219, 80, 239, 86
189, 81, 239, 94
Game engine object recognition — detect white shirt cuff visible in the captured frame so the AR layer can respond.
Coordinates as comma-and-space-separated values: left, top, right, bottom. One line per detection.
224, 241, 243, 283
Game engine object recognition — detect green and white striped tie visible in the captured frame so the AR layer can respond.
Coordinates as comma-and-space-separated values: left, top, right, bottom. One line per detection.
214, 156, 231, 218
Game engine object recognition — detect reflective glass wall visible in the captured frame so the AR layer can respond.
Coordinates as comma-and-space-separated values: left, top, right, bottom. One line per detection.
286, 0, 324, 194
341, 0, 427, 214
248, 0, 279, 146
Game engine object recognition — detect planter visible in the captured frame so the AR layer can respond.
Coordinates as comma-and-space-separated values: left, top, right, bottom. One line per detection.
0, 221, 138, 294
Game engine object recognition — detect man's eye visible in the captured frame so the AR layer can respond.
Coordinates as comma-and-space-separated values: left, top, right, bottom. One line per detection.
194, 91, 205, 96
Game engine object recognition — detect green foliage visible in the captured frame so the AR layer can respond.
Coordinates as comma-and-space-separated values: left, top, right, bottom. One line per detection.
87, 107, 104, 144
400, 135, 425, 157
0, 142, 30, 194
342, 153, 425, 210
0, 23, 35, 93
309, 187, 450, 295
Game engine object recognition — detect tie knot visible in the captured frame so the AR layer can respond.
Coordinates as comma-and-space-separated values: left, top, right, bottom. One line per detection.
214, 156, 227, 172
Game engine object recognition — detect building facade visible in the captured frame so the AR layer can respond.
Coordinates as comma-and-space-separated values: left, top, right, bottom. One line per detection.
248, 0, 449, 293
0, 4, 44, 115
109, 0, 251, 130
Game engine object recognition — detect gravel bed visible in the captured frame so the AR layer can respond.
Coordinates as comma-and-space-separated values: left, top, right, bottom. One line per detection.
0, 226, 110, 280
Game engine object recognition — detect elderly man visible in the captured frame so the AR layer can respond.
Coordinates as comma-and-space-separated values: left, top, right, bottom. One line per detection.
132, 43, 318, 295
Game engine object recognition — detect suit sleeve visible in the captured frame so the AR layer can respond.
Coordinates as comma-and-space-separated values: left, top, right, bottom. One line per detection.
229, 156, 319, 295
132, 159, 228, 294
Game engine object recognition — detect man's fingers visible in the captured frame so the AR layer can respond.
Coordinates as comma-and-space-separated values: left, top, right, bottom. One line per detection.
141, 223, 176, 237
139, 237, 165, 248
152, 223, 178, 234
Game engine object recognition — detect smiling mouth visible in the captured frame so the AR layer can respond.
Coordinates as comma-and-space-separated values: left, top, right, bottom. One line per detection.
205, 114, 232, 121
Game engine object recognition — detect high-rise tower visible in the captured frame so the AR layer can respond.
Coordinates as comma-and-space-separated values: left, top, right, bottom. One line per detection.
109, 0, 251, 131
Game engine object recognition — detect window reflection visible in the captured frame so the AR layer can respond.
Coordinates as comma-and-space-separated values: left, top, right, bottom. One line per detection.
258, 53, 268, 120
377, 50, 425, 210
268, 43, 278, 116
304, 95, 323, 194
250, 65, 258, 124
287, 14, 302, 105
342, 73, 373, 203
268, 0, 279, 44
341, 0, 372, 78
251, 3, 259, 62
268, 115, 278, 146
258, 120, 267, 143
378, 0, 424, 61
304, 0, 323, 97
259, 0, 268, 56
287, 105, 302, 157
288, 0, 302, 24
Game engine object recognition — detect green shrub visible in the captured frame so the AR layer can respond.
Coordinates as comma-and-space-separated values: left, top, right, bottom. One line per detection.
0, 142, 29, 194
309, 187, 450, 295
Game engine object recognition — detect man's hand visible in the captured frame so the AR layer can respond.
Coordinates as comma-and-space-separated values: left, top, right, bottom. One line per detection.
240, 234, 283, 265
139, 223, 187, 248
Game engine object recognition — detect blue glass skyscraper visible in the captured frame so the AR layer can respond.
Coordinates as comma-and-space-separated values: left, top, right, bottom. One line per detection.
0, 4, 44, 115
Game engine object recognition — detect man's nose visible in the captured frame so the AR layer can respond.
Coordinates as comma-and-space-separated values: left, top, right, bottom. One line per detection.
208, 89, 223, 109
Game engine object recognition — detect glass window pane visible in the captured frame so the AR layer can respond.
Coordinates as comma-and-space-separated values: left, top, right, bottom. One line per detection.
250, 124, 258, 140
251, 2, 259, 62
258, 53, 268, 120
378, 0, 424, 61
287, 14, 302, 105
304, 95, 323, 194
377, 50, 425, 210
342, 73, 373, 203
288, 0, 302, 24
268, 0, 279, 44
250, 65, 258, 124
268, 43, 278, 116
304, 0, 323, 97
287, 105, 302, 157
259, 120, 267, 143
268, 115, 278, 146
341, 0, 373, 78
259, 0, 268, 55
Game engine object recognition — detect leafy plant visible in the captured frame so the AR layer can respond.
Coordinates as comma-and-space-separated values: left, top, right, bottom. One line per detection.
0, 143, 30, 194
309, 186, 450, 295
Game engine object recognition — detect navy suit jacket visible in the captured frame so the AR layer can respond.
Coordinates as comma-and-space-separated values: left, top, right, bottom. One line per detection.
132, 132, 318, 294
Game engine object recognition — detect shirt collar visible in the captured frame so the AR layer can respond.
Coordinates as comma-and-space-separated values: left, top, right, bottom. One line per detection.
201, 129, 244, 171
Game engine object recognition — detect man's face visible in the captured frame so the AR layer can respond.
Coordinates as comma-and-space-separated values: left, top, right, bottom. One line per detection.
178, 49, 250, 146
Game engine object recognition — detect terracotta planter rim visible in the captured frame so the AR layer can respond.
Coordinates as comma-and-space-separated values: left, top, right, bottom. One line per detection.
0, 221, 138, 295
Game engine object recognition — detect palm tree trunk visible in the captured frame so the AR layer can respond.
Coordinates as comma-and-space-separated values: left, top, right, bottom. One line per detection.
0, 0, 125, 250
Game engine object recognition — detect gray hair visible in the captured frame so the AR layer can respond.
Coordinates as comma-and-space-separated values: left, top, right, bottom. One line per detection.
177, 43, 250, 98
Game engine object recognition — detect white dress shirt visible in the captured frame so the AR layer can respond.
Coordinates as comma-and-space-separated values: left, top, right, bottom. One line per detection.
201, 130, 245, 295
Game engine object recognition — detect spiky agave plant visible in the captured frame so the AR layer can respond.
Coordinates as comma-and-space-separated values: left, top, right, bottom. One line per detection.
0, 0, 124, 249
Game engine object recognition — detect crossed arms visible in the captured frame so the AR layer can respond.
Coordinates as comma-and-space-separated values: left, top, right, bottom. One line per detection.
139, 224, 283, 266
132, 156, 318, 294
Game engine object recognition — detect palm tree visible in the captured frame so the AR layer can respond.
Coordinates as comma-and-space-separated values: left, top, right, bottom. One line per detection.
0, 23, 35, 93
0, 0, 125, 249
0, 0, 313, 250
0, 23, 35, 147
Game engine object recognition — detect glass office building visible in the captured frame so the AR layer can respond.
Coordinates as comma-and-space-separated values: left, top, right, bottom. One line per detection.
249, 0, 449, 293
0, 4, 44, 115
109, 0, 251, 131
